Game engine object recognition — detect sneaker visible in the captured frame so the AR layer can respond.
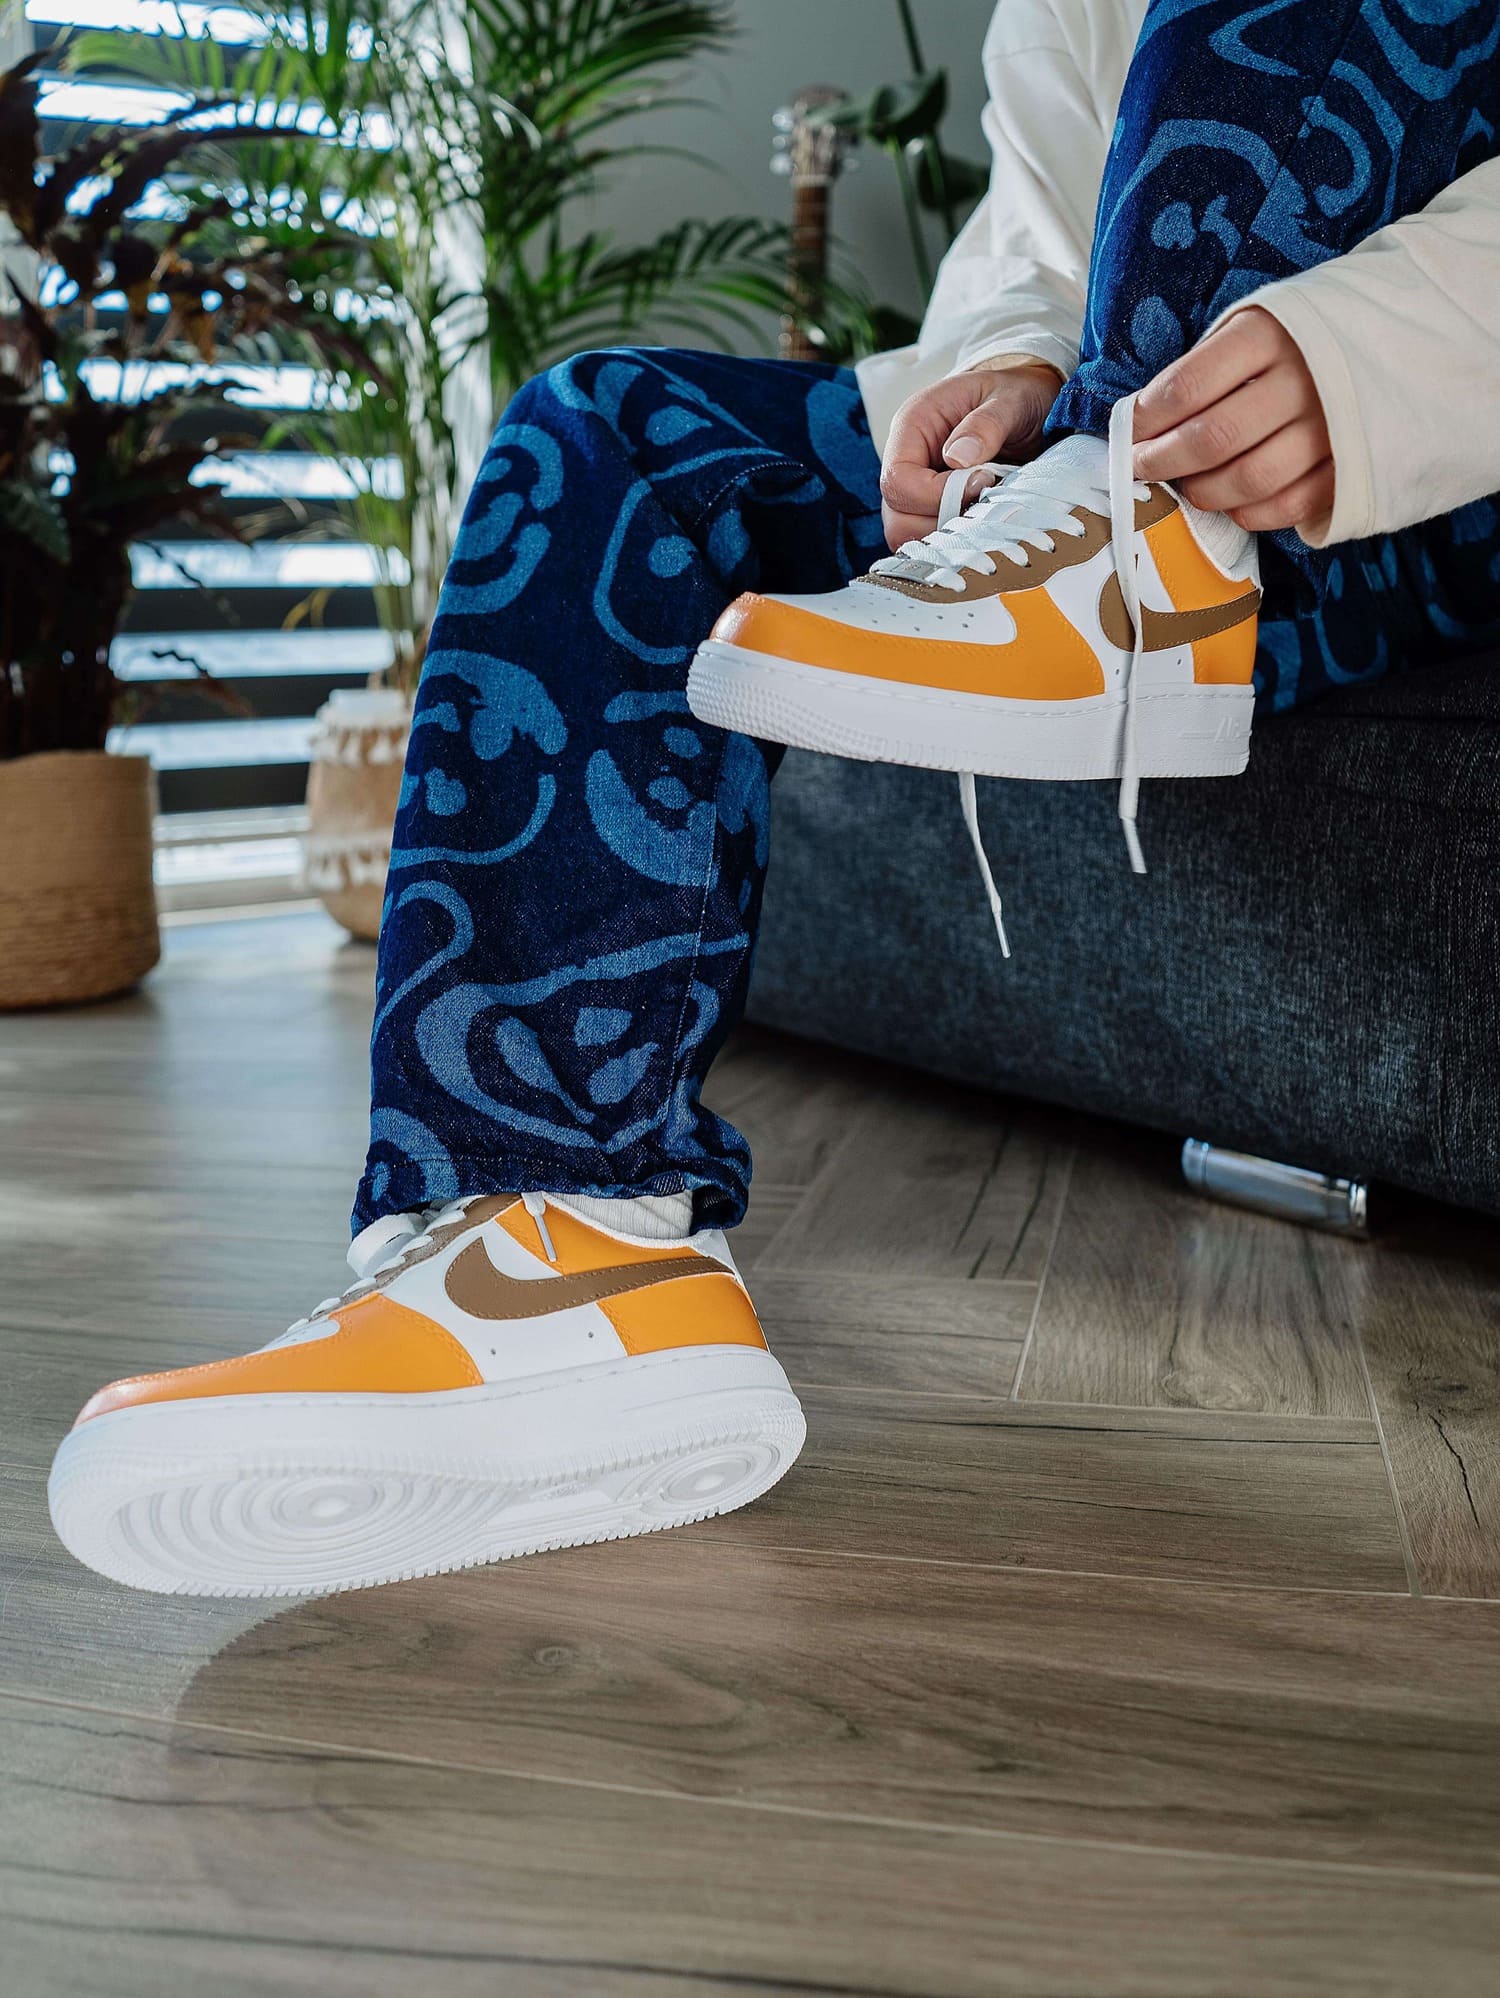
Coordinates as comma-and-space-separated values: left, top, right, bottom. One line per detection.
48, 1193, 805, 1598
688, 398, 1260, 948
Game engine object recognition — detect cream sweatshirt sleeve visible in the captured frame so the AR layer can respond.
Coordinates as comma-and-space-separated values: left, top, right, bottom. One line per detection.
860, 0, 1500, 545
854, 0, 1137, 450
1218, 159, 1500, 547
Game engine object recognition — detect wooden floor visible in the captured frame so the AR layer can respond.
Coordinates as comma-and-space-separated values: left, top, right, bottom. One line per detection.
2, 910, 1498, 1995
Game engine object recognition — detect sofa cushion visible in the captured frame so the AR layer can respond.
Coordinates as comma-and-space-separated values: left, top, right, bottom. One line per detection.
748, 651, 1500, 1214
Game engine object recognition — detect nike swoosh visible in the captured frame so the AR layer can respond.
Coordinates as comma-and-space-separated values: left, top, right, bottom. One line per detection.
1098, 573, 1261, 651
444, 1237, 719, 1320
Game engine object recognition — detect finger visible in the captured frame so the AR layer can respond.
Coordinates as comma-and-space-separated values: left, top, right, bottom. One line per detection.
944, 377, 1051, 469
1227, 459, 1336, 534
878, 503, 938, 551
879, 453, 948, 523
941, 400, 1011, 469
882, 501, 939, 552
881, 474, 1000, 553
879, 391, 952, 507
1133, 310, 1284, 440
1177, 417, 1330, 516
1132, 364, 1314, 482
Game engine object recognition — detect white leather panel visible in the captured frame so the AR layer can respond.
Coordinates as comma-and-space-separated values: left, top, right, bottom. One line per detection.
765, 584, 1018, 646
389, 1221, 631, 1381
1044, 547, 1125, 687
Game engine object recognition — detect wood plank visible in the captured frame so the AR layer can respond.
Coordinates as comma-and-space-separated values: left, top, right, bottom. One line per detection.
701, 1026, 873, 1189
726, 1182, 800, 1272
0, 1227, 352, 1366
1356, 1213, 1500, 1599
758, 1073, 1071, 1284
162, 1539, 1500, 1876
0, 1466, 274, 1718
3, 1695, 1498, 1998
711, 1389, 1408, 1592
1019, 1140, 1373, 1419
752, 1273, 1030, 1393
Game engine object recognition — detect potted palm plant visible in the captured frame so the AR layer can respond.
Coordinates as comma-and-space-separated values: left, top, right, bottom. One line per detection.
100, 0, 800, 938
0, 44, 374, 1004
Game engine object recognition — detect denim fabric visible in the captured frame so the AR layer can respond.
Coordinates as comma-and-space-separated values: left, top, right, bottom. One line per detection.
355, 352, 883, 1230
1047, 0, 1500, 711
358, 0, 1500, 1232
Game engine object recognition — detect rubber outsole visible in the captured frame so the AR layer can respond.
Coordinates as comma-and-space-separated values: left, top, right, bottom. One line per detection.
688, 638, 1254, 780
48, 1346, 805, 1599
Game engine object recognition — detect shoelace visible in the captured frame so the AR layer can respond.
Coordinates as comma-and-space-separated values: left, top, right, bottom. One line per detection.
278, 1190, 563, 1340
875, 394, 1147, 954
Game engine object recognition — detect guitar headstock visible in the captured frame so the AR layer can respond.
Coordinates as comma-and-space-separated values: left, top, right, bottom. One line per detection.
771, 85, 853, 188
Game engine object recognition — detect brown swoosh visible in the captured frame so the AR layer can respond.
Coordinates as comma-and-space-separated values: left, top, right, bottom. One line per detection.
1098, 572, 1261, 652
444, 1237, 719, 1320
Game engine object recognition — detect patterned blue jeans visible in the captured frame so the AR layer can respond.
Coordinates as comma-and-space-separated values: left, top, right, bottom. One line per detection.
356, 0, 1500, 1233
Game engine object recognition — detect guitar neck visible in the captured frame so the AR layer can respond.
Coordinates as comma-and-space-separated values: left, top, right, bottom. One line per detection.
780, 179, 831, 363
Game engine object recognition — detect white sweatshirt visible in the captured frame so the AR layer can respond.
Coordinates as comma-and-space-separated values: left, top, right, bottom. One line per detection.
856, 0, 1500, 547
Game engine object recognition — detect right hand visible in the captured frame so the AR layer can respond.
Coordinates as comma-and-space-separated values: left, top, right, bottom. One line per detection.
880, 362, 1062, 551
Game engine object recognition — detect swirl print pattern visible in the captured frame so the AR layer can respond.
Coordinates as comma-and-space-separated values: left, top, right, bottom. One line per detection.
360, 4, 1500, 1231
357, 351, 884, 1232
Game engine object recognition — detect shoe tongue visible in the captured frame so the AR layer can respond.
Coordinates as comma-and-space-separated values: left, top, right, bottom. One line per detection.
869, 432, 1111, 586
347, 1210, 421, 1279
1013, 431, 1107, 479
969, 432, 1108, 519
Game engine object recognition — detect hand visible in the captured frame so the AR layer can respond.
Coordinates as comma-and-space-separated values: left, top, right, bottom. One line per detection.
1131, 306, 1334, 532
880, 361, 1061, 551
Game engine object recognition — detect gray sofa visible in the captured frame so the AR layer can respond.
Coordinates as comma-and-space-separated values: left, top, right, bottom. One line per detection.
749, 650, 1500, 1216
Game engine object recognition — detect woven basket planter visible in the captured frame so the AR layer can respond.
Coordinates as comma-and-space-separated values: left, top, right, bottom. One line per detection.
303, 688, 411, 942
0, 750, 161, 1010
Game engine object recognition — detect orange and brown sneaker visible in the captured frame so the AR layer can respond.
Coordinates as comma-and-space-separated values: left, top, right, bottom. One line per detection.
689, 413, 1260, 946
49, 1194, 803, 1598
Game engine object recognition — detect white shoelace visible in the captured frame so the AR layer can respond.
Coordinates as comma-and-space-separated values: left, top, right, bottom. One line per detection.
877, 394, 1147, 955
278, 1190, 547, 1341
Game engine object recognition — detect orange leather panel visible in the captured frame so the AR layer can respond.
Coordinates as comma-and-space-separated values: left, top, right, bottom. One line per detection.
499, 1202, 700, 1273
1142, 514, 1258, 686
712, 592, 1107, 701
499, 1204, 767, 1354
74, 1292, 483, 1426
600, 1274, 769, 1356
1144, 512, 1238, 611
1191, 621, 1260, 685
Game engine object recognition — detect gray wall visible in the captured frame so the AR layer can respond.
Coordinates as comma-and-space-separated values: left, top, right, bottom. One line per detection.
581, 0, 997, 336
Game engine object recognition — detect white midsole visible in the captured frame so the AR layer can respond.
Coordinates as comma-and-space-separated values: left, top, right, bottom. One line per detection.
688, 638, 1253, 780
48, 1345, 804, 1598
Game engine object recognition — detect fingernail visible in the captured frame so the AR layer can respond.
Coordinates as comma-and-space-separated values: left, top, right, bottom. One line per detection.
944, 436, 983, 467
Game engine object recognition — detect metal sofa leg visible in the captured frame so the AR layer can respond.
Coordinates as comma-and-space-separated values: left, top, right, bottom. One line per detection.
1181, 1139, 1371, 1236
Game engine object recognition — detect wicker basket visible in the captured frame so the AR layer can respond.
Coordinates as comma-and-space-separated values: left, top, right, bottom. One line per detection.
303, 687, 411, 942
0, 750, 161, 1010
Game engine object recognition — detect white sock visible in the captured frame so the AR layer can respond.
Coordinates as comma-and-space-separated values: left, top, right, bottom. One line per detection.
553, 1189, 695, 1242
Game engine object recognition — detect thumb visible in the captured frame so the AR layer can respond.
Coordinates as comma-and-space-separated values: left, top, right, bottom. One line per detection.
941, 398, 1011, 470
942, 371, 1055, 470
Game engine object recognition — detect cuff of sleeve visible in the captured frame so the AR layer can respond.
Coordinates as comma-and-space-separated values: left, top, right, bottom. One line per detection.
1210, 287, 1373, 548
954, 330, 1077, 385
954, 349, 1068, 389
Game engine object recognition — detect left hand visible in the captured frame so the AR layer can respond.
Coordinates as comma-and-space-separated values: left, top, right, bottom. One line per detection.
1131, 307, 1334, 532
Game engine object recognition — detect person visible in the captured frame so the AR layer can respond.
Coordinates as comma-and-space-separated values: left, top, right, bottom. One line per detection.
51, 0, 1500, 1597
